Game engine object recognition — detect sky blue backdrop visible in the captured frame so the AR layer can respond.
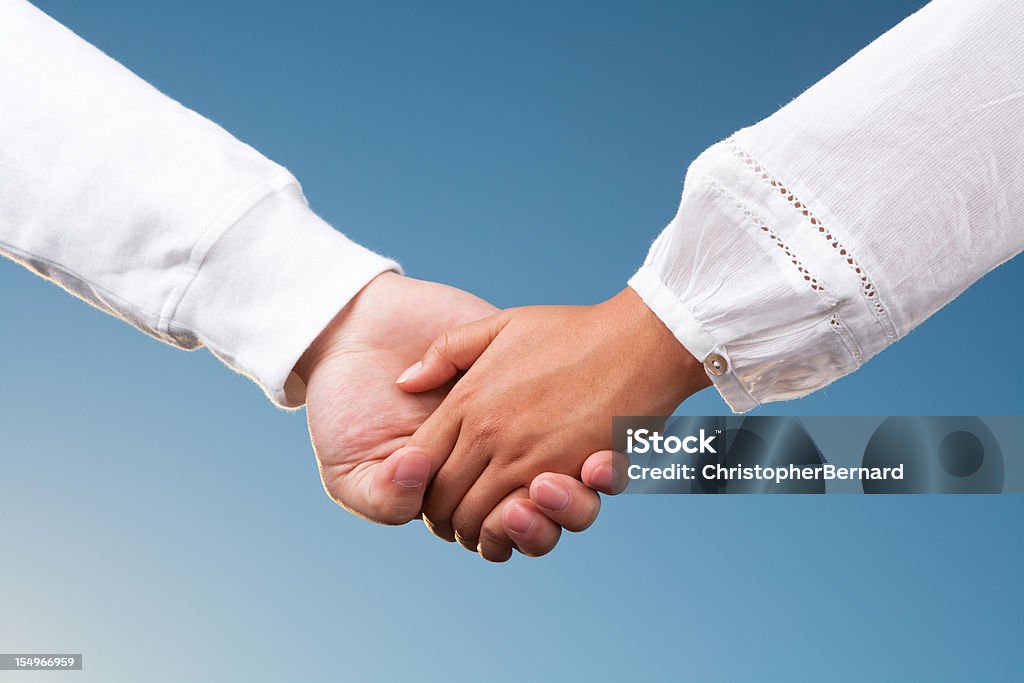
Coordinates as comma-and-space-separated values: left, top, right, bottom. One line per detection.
2, 1, 1021, 681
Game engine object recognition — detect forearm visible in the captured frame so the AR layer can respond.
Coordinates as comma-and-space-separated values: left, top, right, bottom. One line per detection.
631, 0, 1024, 411
0, 0, 397, 406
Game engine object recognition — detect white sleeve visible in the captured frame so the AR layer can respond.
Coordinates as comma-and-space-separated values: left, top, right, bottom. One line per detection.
629, 0, 1024, 412
0, 0, 398, 407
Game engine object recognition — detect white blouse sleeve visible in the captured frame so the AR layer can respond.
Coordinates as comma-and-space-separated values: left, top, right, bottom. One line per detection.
0, 0, 398, 407
629, 0, 1024, 412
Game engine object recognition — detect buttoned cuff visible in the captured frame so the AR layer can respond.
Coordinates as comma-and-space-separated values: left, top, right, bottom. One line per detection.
628, 141, 869, 412
628, 265, 758, 412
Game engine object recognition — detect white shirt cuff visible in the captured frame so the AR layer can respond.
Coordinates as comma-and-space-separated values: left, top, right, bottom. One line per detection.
628, 141, 866, 413
171, 180, 400, 407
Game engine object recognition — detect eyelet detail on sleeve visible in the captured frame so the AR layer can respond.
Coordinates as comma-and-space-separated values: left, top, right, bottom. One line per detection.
706, 180, 836, 302
728, 139, 898, 342
829, 313, 864, 366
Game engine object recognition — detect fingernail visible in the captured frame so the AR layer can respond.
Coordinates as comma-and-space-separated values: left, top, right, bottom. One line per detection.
533, 479, 570, 512
591, 464, 614, 491
504, 502, 537, 535
393, 451, 429, 489
395, 361, 422, 384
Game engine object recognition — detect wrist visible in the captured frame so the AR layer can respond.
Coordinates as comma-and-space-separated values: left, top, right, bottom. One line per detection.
599, 286, 710, 409
294, 271, 403, 385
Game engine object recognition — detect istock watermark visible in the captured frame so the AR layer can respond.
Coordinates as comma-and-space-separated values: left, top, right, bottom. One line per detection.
625, 427, 717, 455
612, 416, 1018, 494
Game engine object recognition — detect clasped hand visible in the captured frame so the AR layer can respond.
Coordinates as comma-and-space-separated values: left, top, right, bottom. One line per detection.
296, 273, 707, 562
397, 286, 709, 556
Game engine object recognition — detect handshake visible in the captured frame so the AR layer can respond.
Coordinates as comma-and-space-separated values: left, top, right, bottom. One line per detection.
293, 272, 710, 561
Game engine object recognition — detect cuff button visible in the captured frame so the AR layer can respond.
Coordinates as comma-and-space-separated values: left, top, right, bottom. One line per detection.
704, 353, 728, 376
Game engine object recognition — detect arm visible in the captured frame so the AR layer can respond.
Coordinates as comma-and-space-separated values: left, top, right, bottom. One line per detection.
0, 0, 612, 560
399, 0, 1024, 543
0, 0, 396, 406
629, 0, 1024, 412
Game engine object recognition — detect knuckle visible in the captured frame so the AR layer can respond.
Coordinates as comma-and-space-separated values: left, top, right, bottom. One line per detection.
433, 329, 460, 363
469, 413, 505, 446
477, 519, 505, 550
493, 458, 546, 492
449, 383, 479, 412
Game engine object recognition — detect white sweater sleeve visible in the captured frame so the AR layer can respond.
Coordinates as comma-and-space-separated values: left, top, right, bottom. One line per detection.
629, 0, 1024, 412
0, 0, 398, 407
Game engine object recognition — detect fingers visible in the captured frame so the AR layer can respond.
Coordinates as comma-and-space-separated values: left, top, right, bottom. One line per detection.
394, 310, 512, 393
502, 498, 562, 557
420, 436, 489, 542
433, 450, 629, 550
403, 395, 465, 501
581, 450, 630, 495
477, 488, 527, 562
468, 467, 607, 559
332, 446, 432, 525
477, 489, 563, 562
529, 473, 602, 532
451, 464, 521, 550
445, 453, 629, 561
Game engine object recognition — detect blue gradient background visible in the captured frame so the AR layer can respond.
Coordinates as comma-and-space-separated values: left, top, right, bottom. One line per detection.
1, 1, 1021, 681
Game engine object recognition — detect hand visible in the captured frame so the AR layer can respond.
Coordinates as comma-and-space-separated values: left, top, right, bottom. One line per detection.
478, 449, 630, 562
293, 272, 619, 559
397, 286, 710, 548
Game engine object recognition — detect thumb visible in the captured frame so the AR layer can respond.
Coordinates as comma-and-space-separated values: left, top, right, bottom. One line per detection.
361, 447, 433, 525
395, 311, 512, 393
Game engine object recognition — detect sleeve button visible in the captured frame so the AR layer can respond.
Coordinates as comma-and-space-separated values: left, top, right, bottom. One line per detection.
704, 353, 728, 376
